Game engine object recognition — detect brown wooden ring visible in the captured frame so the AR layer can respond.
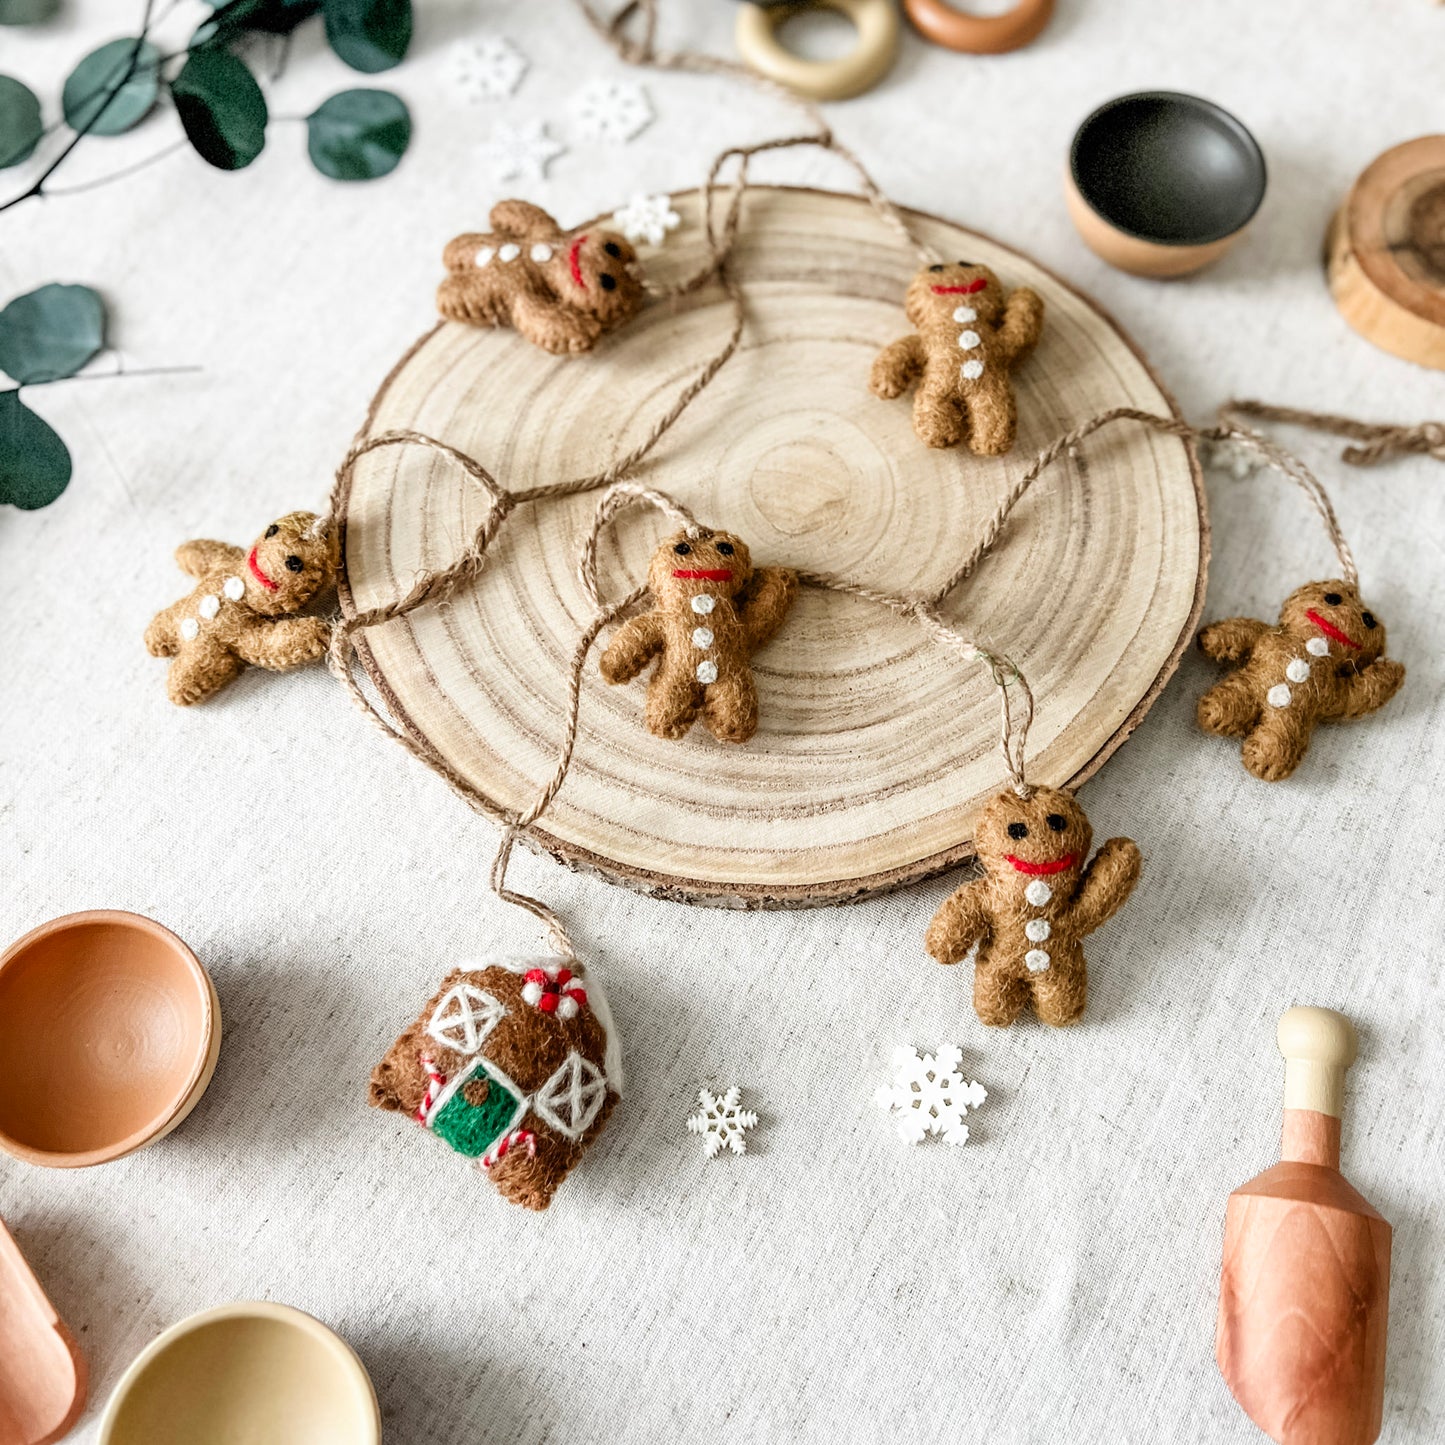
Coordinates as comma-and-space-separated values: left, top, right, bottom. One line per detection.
903, 0, 1054, 54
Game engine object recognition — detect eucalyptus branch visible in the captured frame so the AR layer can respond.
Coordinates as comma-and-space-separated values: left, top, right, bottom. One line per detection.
45, 138, 189, 197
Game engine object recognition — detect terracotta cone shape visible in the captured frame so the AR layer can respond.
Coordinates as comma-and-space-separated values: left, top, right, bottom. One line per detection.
1216, 1007, 1391, 1445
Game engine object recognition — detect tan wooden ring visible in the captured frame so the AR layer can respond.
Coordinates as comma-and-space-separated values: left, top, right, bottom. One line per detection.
903, 0, 1054, 54
735, 0, 900, 102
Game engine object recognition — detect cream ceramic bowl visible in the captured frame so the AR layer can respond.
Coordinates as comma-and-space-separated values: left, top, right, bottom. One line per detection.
99, 1302, 381, 1445
0, 911, 221, 1168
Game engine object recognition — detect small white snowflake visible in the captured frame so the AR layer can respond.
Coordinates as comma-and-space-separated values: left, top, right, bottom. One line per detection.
687, 1086, 758, 1158
570, 77, 653, 144
612, 192, 681, 247
874, 1045, 986, 1146
447, 36, 528, 103
1200, 436, 1261, 480
480, 119, 565, 183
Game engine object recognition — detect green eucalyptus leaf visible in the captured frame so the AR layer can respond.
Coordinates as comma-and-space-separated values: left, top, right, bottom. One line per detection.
0, 284, 105, 384
171, 50, 267, 170
193, 0, 322, 48
323, 0, 411, 74
0, 75, 42, 169
0, 0, 59, 26
306, 88, 409, 181
63, 38, 161, 137
0, 390, 71, 510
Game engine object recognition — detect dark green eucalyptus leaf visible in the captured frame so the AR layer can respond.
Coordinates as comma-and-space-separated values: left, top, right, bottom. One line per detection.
193, 0, 322, 48
0, 390, 71, 510
0, 75, 42, 169
307, 88, 409, 181
323, 0, 411, 74
0, 0, 60, 25
171, 50, 267, 170
63, 38, 162, 137
0, 284, 105, 384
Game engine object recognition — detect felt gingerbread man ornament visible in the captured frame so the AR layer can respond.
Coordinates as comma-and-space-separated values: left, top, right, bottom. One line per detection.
870, 259, 1044, 455
599, 528, 796, 744
926, 785, 1141, 1028
145, 511, 338, 706
1197, 579, 1405, 781
438, 199, 644, 355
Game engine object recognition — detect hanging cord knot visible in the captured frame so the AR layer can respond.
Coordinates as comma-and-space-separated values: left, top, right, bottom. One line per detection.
1341, 420, 1445, 467
1223, 399, 1445, 469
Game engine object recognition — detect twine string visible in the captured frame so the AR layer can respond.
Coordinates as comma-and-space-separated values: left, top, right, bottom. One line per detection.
1225, 398, 1445, 468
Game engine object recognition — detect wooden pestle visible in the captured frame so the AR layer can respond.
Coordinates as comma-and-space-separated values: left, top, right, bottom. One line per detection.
1216, 1007, 1391, 1445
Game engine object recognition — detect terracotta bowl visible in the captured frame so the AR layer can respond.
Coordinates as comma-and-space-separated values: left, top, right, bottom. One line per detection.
99, 1303, 381, 1445
1067, 91, 1266, 277
0, 911, 220, 1168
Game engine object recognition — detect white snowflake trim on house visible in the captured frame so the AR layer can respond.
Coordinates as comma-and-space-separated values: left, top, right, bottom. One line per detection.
447, 36, 528, 103
570, 77, 653, 144
612, 192, 681, 247
874, 1045, 986, 1146
480, 119, 565, 183
687, 1086, 758, 1158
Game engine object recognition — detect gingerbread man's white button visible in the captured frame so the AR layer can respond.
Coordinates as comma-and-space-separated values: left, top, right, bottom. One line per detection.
223, 576, 245, 601
691, 627, 714, 650
1024, 880, 1052, 907
198, 595, 220, 620
497, 243, 521, 262
530, 243, 553, 263
696, 661, 719, 685
1025, 918, 1051, 943
1306, 637, 1330, 657
958, 330, 981, 350
960, 359, 984, 381
1285, 658, 1311, 683
180, 618, 199, 642
1267, 683, 1292, 708
1025, 949, 1051, 973
691, 594, 715, 615
474, 245, 495, 267
952, 306, 977, 323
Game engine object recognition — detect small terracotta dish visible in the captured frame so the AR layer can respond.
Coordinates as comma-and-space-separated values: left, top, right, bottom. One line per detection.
1067, 91, 1266, 277
0, 911, 220, 1169
0, 1217, 87, 1445
99, 1302, 381, 1445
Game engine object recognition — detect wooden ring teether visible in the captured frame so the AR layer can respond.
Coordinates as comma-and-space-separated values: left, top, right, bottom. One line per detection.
734, 0, 900, 101
903, 0, 1053, 54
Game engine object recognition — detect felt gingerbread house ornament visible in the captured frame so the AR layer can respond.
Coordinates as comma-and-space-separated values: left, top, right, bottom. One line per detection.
370, 958, 622, 1210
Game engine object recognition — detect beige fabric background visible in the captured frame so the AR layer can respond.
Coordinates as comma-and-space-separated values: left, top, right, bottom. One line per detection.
2, 3, 1442, 1442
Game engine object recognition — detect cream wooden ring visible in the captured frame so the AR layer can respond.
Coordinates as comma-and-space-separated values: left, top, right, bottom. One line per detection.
735, 0, 900, 102
904, 0, 1054, 54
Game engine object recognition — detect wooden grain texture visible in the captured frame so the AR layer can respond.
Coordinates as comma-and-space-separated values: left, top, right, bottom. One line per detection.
338, 186, 1207, 906
1327, 135, 1445, 370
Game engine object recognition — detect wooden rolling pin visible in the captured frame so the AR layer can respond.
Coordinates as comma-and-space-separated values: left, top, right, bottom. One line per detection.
1217, 1007, 1391, 1445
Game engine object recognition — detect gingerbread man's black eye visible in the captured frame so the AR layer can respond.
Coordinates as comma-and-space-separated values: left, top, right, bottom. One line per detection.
265, 524, 278, 538
1007, 822, 1028, 840
603, 241, 621, 258
1046, 813, 1067, 832
285, 555, 304, 573
957, 259, 973, 266
716, 542, 735, 556
599, 273, 617, 291
1323, 592, 1342, 605
674, 542, 691, 556
1362, 611, 1377, 629
929, 264, 945, 273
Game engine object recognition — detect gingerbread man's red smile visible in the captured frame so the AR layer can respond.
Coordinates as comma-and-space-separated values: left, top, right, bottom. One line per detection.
1004, 852, 1078, 876
247, 546, 278, 591
931, 279, 988, 295
672, 568, 733, 581
1305, 609, 1361, 649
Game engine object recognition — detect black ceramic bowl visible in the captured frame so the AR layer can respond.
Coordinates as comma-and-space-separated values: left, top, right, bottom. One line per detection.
1067, 91, 1267, 276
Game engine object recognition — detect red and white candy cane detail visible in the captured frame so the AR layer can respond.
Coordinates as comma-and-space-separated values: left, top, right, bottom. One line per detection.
481, 1128, 537, 1169
416, 1056, 446, 1125
521, 964, 587, 1020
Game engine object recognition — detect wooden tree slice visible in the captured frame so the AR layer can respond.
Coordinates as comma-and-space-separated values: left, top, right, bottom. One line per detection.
339, 186, 1207, 906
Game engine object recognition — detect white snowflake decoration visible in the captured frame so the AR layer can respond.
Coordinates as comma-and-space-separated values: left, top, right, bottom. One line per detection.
612, 192, 681, 247
874, 1045, 986, 1146
1201, 435, 1261, 480
570, 78, 653, 144
447, 36, 528, 103
687, 1086, 758, 1158
479, 119, 565, 183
